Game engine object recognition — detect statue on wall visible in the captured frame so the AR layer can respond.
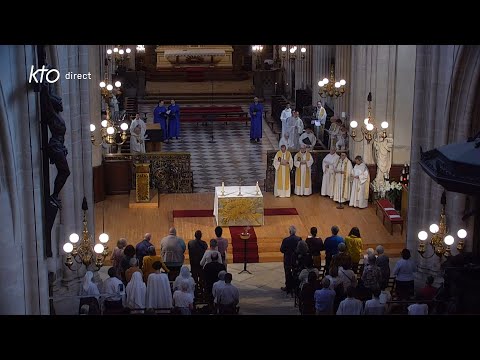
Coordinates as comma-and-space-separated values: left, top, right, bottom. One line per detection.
41, 79, 70, 209
373, 133, 394, 186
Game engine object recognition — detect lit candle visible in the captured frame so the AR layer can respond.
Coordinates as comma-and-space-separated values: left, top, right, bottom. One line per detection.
256, 181, 260, 193
222, 182, 224, 193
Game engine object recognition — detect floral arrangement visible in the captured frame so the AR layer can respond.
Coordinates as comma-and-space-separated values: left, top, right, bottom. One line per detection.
372, 179, 403, 209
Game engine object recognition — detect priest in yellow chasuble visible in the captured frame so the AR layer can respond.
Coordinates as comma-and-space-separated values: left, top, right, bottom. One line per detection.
333, 152, 353, 204
273, 144, 293, 197
294, 144, 314, 196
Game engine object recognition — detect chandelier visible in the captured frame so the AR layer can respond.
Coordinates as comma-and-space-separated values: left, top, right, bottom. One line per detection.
417, 191, 467, 259
136, 45, 145, 53
280, 45, 307, 61
349, 92, 388, 144
62, 197, 110, 270
90, 72, 128, 146
106, 45, 131, 62
318, 64, 346, 98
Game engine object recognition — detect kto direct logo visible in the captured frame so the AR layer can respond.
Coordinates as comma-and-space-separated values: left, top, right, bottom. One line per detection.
28, 65, 60, 84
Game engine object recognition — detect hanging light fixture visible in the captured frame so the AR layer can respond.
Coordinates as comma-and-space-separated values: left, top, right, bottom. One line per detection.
348, 92, 388, 144
318, 63, 346, 98
63, 197, 110, 270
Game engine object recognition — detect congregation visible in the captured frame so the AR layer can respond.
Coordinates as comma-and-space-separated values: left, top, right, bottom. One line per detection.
280, 224, 435, 315
78, 226, 239, 315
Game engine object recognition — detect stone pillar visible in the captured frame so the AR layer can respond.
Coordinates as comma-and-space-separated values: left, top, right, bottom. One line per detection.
0, 45, 50, 314
349, 45, 398, 164
334, 45, 352, 118
407, 45, 480, 287
311, 45, 334, 106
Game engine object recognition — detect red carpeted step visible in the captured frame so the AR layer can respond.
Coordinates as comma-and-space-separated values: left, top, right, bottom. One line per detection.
229, 226, 259, 264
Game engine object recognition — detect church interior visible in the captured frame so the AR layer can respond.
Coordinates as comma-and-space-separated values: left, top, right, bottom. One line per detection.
0, 44, 479, 315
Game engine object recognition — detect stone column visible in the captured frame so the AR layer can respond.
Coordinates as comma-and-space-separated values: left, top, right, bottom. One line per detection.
334, 45, 352, 118
407, 45, 480, 287
348, 45, 398, 164
0, 45, 49, 314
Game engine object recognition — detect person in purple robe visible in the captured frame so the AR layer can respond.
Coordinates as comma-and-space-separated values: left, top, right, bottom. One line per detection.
167, 99, 180, 140
153, 100, 167, 142
249, 96, 263, 143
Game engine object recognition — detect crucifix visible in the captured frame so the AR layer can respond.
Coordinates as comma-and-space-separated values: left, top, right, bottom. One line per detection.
238, 177, 244, 196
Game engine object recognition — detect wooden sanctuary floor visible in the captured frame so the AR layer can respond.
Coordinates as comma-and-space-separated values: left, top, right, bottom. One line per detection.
95, 193, 406, 263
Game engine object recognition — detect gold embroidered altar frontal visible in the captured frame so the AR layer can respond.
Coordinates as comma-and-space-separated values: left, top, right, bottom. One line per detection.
213, 186, 264, 226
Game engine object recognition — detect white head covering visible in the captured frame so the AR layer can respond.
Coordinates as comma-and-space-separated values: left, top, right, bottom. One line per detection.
82, 271, 94, 292
173, 266, 196, 295
126, 271, 146, 309
146, 272, 173, 309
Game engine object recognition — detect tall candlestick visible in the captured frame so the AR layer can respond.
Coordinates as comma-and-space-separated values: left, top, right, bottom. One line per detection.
221, 182, 225, 195
256, 181, 260, 194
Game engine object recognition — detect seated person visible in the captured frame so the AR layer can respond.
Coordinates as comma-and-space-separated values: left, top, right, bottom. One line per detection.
216, 273, 239, 314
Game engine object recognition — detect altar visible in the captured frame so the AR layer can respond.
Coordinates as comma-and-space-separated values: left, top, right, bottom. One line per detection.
213, 186, 264, 227
155, 45, 234, 69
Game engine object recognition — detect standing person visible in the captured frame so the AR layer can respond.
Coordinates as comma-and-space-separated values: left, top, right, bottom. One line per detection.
129, 113, 146, 154
305, 227, 324, 268
173, 265, 196, 295
294, 144, 314, 196
313, 101, 327, 141
78, 271, 101, 314
135, 233, 152, 269
375, 245, 390, 289
249, 96, 264, 142
273, 144, 294, 197
160, 227, 186, 280
111, 238, 127, 278
214, 226, 228, 269
286, 111, 304, 151
349, 155, 370, 209
280, 103, 292, 137
145, 261, 173, 311
217, 273, 240, 315
102, 267, 124, 314
173, 280, 194, 315
324, 225, 344, 274
188, 230, 208, 285
393, 248, 416, 300
321, 148, 340, 198
203, 253, 226, 295
125, 272, 146, 314
167, 99, 180, 140
333, 152, 353, 205
314, 278, 336, 315
153, 100, 167, 142
336, 286, 364, 315
200, 239, 224, 267
344, 227, 363, 272
141, 246, 169, 282
280, 225, 302, 293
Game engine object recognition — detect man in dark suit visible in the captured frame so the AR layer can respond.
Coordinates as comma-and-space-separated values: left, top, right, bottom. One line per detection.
280, 225, 302, 292
188, 230, 208, 285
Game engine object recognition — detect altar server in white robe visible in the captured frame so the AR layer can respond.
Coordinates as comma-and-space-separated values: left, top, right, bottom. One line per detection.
280, 103, 292, 137
333, 152, 353, 204
146, 261, 173, 310
321, 148, 340, 197
349, 155, 370, 209
278, 133, 290, 150
294, 144, 314, 196
273, 144, 293, 197
129, 113, 147, 154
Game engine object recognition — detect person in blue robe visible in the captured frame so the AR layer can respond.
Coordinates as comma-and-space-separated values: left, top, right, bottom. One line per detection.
153, 100, 167, 142
167, 99, 180, 140
249, 97, 263, 142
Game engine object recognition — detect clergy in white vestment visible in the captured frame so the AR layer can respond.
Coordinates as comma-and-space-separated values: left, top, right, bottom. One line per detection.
285, 111, 303, 151
314, 101, 327, 141
280, 103, 292, 137
278, 133, 290, 150
333, 152, 353, 204
125, 271, 146, 313
294, 144, 314, 196
321, 148, 340, 197
349, 155, 370, 209
146, 261, 173, 310
299, 127, 317, 150
129, 113, 147, 154
273, 144, 293, 197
